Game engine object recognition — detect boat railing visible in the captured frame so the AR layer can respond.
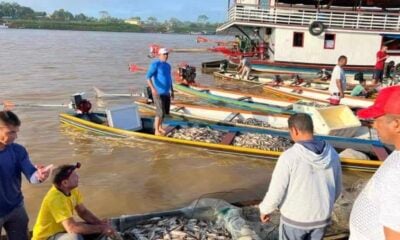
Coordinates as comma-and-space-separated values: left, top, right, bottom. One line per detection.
218, 4, 400, 32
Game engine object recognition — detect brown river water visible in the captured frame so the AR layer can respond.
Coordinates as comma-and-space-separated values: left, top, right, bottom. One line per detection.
0, 29, 372, 230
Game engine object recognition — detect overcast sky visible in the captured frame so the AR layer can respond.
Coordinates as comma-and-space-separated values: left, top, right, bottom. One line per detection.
5, 0, 229, 22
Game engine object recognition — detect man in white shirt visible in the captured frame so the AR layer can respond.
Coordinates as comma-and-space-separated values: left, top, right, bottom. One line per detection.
237, 55, 252, 80
328, 56, 347, 105
349, 86, 400, 240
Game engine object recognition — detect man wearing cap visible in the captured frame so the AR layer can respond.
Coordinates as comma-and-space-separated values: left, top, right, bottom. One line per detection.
0, 110, 51, 240
349, 86, 400, 240
32, 163, 116, 240
146, 47, 174, 136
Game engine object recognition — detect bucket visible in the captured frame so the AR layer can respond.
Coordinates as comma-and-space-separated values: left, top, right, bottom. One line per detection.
329, 95, 341, 105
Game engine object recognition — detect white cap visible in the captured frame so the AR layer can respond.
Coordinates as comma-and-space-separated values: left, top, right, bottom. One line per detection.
158, 48, 169, 55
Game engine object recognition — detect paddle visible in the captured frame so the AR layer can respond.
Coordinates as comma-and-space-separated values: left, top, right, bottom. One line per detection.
128, 64, 146, 72
94, 87, 144, 98
1, 100, 71, 109
196, 36, 232, 46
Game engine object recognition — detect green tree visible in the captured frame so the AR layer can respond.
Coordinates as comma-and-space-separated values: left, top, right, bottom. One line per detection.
74, 13, 87, 21
146, 16, 157, 25
99, 10, 110, 21
197, 14, 209, 24
51, 9, 74, 21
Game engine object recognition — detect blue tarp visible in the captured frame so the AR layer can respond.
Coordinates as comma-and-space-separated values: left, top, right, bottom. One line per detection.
381, 34, 400, 39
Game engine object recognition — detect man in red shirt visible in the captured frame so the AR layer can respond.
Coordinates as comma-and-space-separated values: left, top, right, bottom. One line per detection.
374, 45, 388, 84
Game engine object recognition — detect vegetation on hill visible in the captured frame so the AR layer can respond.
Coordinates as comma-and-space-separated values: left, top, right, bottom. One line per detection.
0, 2, 219, 33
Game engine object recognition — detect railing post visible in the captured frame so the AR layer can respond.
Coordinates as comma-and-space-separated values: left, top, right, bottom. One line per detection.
397, 15, 400, 31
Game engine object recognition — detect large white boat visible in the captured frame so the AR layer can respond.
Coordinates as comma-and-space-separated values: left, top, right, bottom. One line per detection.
216, 0, 400, 76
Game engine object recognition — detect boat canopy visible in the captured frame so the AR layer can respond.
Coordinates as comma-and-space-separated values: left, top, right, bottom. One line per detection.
276, 0, 400, 8
382, 34, 400, 40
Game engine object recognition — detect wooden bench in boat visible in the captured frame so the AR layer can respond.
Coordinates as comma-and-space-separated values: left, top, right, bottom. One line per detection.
372, 145, 389, 161
164, 126, 177, 135
224, 112, 241, 122
221, 131, 238, 145
171, 106, 185, 112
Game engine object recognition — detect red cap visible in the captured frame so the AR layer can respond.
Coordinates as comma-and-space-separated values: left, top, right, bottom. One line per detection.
357, 86, 400, 119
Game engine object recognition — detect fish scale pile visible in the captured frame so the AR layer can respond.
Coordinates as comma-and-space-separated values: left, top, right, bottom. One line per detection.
233, 133, 292, 152
167, 127, 293, 151
167, 127, 224, 143
231, 118, 272, 128
121, 216, 231, 240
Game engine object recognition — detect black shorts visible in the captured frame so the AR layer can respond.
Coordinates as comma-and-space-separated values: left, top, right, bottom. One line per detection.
154, 95, 170, 118
373, 69, 384, 82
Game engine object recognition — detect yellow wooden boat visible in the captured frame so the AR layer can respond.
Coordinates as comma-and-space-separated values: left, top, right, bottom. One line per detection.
59, 111, 382, 172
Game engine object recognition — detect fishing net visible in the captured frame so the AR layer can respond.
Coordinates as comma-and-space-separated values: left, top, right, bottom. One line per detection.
108, 183, 364, 239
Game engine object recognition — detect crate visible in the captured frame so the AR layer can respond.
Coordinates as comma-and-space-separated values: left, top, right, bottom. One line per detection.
293, 100, 361, 137
105, 104, 142, 131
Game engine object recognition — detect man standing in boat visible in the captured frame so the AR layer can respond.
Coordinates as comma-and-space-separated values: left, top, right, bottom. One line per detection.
237, 55, 252, 80
32, 163, 117, 239
146, 48, 174, 136
259, 113, 342, 240
373, 45, 388, 84
328, 55, 347, 105
349, 86, 400, 240
0, 110, 51, 240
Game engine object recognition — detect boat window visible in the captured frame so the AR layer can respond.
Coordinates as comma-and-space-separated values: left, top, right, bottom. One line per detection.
293, 32, 304, 48
324, 34, 336, 49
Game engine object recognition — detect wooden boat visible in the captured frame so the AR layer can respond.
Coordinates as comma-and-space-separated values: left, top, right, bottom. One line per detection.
263, 84, 374, 109
213, 71, 376, 91
135, 100, 387, 157
60, 111, 382, 171
110, 198, 350, 240
173, 83, 298, 114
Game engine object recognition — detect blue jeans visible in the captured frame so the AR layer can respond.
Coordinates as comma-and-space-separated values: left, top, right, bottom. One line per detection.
279, 222, 326, 240
0, 205, 29, 240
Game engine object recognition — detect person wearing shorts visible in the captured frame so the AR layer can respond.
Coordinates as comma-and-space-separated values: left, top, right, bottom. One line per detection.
146, 48, 174, 135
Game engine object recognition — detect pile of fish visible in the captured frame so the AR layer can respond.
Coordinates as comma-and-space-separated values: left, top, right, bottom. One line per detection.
167, 127, 223, 143
233, 133, 292, 152
121, 216, 231, 240
167, 127, 293, 151
232, 118, 273, 128
296, 101, 328, 108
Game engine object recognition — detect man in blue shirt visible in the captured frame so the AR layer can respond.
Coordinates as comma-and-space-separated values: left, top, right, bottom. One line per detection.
0, 111, 51, 239
146, 48, 174, 135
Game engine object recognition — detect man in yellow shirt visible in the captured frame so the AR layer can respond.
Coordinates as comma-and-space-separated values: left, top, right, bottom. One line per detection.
32, 163, 116, 240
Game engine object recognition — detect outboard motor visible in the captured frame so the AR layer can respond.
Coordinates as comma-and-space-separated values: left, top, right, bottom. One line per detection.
219, 60, 228, 73
317, 68, 331, 80
70, 93, 103, 124
354, 72, 364, 81
178, 64, 197, 85
385, 61, 395, 79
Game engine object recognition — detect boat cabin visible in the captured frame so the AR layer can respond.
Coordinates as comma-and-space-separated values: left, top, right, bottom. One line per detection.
218, 0, 400, 72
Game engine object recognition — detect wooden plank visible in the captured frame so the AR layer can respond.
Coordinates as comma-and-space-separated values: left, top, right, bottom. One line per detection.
237, 96, 252, 101
171, 106, 185, 112
372, 145, 389, 161
225, 112, 241, 122
323, 233, 349, 240
164, 126, 177, 135
221, 131, 237, 145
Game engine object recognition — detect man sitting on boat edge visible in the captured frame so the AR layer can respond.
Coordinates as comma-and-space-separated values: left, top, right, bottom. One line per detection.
32, 163, 117, 240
